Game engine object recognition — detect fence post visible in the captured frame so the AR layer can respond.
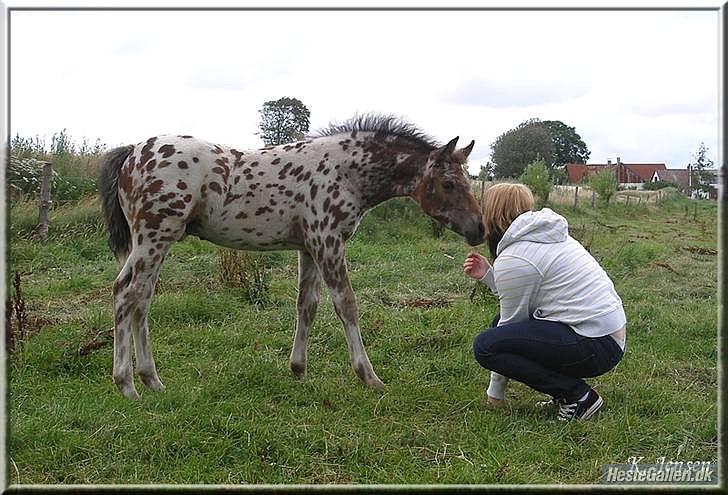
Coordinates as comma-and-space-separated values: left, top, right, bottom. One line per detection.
36, 161, 53, 241
573, 186, 579, 209
591, 190, 596, 207
480, 180, 486, 214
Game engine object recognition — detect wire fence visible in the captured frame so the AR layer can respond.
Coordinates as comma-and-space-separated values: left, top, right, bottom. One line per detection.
11, 170, 673, 240
470, 180, 669, 208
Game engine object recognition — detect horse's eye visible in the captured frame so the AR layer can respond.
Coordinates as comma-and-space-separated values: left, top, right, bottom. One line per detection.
443, 182, 455, 191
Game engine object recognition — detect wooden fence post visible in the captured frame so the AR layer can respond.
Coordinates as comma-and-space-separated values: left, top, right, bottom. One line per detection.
480, 180, 486, 214
36, 161, 53, 241
591, 190, 596, 207
573, 186, 579, 209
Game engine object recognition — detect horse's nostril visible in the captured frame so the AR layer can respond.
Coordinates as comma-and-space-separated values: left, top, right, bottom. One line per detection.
478, 222, 485, 236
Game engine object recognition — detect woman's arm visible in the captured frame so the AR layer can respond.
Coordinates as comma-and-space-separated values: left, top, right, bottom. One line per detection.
493, 254, 543, 325
464, 253, 497, 294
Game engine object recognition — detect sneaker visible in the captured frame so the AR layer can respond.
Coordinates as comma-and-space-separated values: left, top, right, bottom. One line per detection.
557, 389, 603, 421
536, 397, 560, 408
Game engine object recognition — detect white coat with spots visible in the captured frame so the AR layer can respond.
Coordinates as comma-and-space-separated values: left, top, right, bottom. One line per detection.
98, 115, 485, 399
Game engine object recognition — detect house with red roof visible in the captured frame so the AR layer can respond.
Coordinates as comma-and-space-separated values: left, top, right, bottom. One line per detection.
565, 157, 666, 188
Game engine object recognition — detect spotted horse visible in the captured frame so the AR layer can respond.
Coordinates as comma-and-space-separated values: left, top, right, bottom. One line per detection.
98, 114, 485, 399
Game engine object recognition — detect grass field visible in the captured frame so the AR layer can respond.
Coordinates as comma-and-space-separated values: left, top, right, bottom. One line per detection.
6, 193, 719, 485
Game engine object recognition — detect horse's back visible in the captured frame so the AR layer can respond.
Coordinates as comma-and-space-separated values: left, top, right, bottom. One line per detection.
120, 135, 315, 251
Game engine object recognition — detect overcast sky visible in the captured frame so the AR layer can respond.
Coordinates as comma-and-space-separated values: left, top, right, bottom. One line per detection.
9, 7, 720, 174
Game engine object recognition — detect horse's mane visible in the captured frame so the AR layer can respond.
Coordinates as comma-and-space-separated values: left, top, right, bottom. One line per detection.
310, 113, 440, 152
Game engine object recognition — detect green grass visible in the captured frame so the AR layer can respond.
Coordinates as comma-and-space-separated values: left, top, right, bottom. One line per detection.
6, 195, 718, 485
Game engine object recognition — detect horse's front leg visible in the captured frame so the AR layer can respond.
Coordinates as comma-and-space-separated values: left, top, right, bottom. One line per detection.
313, 244, 384, 390
290, 250, 321, 378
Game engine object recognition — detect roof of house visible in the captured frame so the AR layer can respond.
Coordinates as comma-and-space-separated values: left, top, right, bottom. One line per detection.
565, 164, 601, 183
565, 162, 667, 183
653, 169, 691, 189
618, 164, 667, 182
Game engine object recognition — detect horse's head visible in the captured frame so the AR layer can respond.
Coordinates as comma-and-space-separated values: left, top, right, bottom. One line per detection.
414, 137, 485, 246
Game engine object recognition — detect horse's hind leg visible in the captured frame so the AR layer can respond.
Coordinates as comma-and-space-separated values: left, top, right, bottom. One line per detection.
113, 222, 184, 398
132, 256, 167, 392
133, 224, 186, 392
112, 256, 141, 400
290, 251, 321, 378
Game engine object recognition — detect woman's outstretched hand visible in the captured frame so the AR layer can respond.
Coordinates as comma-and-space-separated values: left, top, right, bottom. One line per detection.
463, 252, 491, 280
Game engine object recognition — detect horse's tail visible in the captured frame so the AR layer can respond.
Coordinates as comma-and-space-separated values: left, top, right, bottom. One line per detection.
98, 145, 134, 263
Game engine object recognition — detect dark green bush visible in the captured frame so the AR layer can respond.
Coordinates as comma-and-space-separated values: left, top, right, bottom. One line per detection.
643, 180, 679, 191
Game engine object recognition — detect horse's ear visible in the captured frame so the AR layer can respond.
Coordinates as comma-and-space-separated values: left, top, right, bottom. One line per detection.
444, 136, 459, 155
428, 136, 460, 170
459, 140, 475, 159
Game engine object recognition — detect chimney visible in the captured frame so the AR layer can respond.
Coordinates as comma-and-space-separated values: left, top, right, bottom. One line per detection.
607, 158, 612, 165
616, 156, 622, 164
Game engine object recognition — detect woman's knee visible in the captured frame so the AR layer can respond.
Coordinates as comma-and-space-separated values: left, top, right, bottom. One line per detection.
472, 330, 498, 367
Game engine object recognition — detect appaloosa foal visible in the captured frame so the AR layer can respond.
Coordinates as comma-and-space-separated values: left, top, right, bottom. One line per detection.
99, 114, 484, 399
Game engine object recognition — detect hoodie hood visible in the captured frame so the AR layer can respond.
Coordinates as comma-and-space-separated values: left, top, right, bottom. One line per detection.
497, 208, 569, 255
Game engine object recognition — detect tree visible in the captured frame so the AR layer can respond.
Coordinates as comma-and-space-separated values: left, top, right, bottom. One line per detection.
688, 142, 715, 196
491, 119, 554, 178
549, 166, 568, 185
479, 161, 495, 181
542, 120, 590, 168
588, 169, 618, 205
490, 119, 590, 180
519, 155, 553, 206
258, 97, 311, 145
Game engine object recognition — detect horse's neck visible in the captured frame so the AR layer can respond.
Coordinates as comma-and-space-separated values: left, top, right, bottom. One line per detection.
345, 138, 427, 210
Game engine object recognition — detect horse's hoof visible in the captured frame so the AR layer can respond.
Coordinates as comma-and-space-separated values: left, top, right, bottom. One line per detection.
368, 377, 386, 390
114, 373, 140, 400
140, 373, 166, 392
290, 361, 307, 378
117, 384, 140, 400
354, 361, 385, 390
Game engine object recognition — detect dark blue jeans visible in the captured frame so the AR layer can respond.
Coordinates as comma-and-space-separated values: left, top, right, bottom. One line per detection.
472, 315, 624, 402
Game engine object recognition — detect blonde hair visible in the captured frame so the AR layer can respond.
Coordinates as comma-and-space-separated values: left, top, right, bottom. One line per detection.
482, 183, 535, 236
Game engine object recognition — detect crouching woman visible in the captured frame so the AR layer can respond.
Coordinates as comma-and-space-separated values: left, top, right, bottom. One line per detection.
463, 183, 626, 421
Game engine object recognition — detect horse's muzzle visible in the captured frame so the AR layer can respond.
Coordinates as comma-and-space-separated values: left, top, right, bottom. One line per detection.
465, 220, 485, 246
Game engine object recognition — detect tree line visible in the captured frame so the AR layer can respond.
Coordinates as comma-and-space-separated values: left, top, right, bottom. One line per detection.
9, 95, 715, 202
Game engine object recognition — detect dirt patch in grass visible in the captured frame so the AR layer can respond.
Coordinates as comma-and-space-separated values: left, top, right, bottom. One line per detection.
77, 327, 113, 356
380, 295, 454, 309
653, 261, 681, 275
684, 246, 717, 255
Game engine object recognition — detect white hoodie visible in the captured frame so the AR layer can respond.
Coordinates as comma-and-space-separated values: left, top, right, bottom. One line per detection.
480, 208, 626, 400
